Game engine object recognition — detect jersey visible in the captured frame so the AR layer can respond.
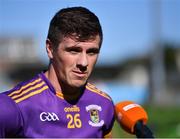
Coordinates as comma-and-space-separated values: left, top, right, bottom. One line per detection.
0, 72, 115, 138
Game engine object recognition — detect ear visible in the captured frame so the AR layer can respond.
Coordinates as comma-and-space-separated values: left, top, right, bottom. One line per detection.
46, 39, 54, 59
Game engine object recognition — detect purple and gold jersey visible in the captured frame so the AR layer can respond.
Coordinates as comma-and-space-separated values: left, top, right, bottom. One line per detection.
0, 72, 115, 138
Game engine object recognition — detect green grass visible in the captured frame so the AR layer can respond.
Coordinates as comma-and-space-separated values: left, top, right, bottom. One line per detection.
112, 106, 180, 138
112, 121, 135, 138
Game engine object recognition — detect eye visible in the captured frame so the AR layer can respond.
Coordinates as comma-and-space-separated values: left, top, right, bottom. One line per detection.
87, 48, 100, 56
66, 47, 81, 54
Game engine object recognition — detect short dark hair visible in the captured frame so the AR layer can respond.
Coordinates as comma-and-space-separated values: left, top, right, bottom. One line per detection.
47, 6, 103, 48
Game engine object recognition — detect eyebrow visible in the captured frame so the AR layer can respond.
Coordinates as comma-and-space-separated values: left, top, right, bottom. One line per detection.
86, 47, 100, 53
65, 46, 82, 51
64, 45, 100, 54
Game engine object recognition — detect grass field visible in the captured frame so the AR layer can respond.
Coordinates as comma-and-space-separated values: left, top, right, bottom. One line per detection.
112, 106, 180, 138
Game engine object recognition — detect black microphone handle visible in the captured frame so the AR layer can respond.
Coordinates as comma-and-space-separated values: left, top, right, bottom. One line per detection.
134, 121, 154, 138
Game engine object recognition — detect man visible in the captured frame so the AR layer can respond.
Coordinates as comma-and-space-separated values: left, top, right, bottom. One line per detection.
0, 6, 115, 138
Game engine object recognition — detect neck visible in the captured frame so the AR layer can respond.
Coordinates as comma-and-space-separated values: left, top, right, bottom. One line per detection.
44, 64, 62, 93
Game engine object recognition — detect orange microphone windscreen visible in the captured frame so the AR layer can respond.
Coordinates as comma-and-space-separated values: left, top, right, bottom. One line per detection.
115, 101, 148, 134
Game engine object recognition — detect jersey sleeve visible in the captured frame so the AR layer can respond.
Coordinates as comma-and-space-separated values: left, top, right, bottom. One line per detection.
0, 93, 23, 137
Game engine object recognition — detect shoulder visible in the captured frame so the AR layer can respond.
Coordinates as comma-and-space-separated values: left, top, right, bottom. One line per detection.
5, 74, 48, 104
0, 93, 24, 137
0, 93, 22, 129
85, 82, 113, 102
0, 93, 18, 113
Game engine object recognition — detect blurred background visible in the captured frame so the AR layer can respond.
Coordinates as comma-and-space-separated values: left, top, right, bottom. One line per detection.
0, 0, 180, 137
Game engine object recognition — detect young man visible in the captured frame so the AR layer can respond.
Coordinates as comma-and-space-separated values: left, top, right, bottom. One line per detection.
0, 6, 115, 138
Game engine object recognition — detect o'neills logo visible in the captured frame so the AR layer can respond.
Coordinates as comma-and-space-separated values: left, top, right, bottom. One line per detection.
64, 105, 80, 112
86, 104, 104, 127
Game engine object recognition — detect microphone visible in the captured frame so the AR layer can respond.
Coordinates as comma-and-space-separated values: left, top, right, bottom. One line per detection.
115, 101, 154, 138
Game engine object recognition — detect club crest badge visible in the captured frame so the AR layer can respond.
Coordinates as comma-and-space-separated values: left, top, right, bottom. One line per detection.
86, 104, 104, 127
90, 109, 99, 123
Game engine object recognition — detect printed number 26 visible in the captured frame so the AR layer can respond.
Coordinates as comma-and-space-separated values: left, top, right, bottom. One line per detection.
67, 114, 82, 128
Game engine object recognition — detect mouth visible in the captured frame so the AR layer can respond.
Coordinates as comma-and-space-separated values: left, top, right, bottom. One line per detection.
72, 70, 88, 78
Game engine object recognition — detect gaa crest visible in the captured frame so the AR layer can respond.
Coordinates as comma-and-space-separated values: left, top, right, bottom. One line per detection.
86, 104, 104, 127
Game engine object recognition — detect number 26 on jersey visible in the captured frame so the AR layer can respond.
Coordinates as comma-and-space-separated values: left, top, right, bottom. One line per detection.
66, 113, 82, 128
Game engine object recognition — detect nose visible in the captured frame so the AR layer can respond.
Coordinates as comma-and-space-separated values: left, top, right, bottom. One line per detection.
77, 53, 88, 71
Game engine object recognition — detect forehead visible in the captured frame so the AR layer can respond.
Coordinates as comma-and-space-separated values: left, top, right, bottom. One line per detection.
60, 35, 101, 48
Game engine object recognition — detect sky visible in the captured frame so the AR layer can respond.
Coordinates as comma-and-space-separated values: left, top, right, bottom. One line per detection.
0, 0, 180, 66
